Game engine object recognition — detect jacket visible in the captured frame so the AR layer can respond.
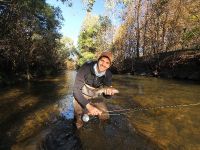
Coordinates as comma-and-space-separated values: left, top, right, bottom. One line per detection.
73, 61, 112, 108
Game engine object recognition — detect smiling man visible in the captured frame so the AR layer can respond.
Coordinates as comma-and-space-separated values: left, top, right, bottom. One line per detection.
73, 51, 117, 128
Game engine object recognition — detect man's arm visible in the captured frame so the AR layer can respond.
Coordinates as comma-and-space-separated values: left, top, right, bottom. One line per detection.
73, 63, 103, 116
103, 70, 113, 98
73, 63, 90, 108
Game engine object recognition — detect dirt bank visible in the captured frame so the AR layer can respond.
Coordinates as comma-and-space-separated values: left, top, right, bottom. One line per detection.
112, 50, 200, 81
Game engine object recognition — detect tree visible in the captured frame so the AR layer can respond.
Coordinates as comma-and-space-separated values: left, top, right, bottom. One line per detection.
78, 13, 114, 65
78, 13, 100, 53
111, 0, 200, 61
58, 36, 76, 59
0, 0, 64, 79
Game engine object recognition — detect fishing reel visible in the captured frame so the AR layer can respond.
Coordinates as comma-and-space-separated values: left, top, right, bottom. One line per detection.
82, 114, 90, 122
81, 110, 126, 122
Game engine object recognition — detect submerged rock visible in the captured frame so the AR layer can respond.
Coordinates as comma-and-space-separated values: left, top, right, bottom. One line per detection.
39, 118, 82, 150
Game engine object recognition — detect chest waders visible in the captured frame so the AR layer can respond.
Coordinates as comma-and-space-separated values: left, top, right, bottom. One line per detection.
73, 84, 109, 128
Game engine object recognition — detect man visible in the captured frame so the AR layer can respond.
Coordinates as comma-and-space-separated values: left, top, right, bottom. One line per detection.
73, 51, 117, 128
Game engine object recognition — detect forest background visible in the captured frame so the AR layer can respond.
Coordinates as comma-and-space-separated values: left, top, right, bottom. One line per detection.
0, 0, 199, 86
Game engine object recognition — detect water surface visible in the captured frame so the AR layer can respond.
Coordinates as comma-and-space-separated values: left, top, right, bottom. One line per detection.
0, 71, 199, 150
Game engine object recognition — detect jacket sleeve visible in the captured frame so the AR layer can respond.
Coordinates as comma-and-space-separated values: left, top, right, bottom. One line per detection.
103, 70, 112, 86
102, 70, 113, 99
73, 63, 90, 108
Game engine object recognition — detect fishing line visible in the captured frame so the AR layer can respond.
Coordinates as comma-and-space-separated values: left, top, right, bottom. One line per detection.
82, 102, 200, 122
126, 102, 200, 113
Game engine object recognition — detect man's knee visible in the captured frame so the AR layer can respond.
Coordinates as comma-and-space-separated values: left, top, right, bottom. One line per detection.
73, 99, 83, 114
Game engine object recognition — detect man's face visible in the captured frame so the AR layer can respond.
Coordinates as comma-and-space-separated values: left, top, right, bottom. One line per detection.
97, 57, 111, 72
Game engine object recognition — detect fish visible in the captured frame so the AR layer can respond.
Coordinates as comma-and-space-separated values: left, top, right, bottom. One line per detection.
82, 85, 119, 98
95, 87, 119, 96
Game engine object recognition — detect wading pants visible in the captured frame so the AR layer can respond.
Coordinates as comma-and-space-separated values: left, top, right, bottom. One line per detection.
73, 85, 109, 128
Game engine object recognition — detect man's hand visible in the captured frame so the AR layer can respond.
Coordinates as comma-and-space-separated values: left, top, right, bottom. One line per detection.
86, 103, 102, 116
104, 87, 119, 96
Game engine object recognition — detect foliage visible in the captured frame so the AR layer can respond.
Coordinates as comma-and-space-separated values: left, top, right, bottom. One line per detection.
57, 36, 76, 60
78, 14, 99, 53
1, 0, 198, 80
110, 0, 200, 62
0, 0, 66, 80
77, 51, 95, 66
77, 13, 114, 65
82, 0, 96, 12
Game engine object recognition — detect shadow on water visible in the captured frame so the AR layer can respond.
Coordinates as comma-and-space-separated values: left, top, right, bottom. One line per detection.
0, 71, 200, 150
0, 71, 76, 150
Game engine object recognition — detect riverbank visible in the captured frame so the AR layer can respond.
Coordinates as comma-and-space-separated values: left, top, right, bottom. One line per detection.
0, 69, 65, 88
112, 49, 200, 81
1, 49, 199, 88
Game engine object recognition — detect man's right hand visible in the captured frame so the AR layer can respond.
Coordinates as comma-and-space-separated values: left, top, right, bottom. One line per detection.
86, 103, 102, 116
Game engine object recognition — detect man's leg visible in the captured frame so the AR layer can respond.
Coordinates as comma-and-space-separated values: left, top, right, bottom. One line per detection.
73, 98, 84, 129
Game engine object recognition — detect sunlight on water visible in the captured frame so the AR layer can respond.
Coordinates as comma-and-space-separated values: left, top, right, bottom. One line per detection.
110, 75, 200, 149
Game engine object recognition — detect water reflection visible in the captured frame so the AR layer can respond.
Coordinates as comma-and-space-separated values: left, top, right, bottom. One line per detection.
0, 71, 76, 150
0, 71, 199, 150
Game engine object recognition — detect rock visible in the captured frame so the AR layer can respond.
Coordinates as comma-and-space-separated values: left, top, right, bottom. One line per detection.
39, 118, 82, 150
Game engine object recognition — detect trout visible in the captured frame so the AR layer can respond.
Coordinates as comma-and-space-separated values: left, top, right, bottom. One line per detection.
95, 87, 119, 96
82, 86, 119, 98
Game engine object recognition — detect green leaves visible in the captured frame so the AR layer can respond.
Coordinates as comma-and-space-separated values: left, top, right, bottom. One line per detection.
77, 51, 95, 66
0, 0, 66, 78
77, 14, 113, 65
78, 14, 100, 53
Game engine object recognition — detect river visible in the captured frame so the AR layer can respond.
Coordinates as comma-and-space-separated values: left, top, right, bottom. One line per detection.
0, 71, 199, 150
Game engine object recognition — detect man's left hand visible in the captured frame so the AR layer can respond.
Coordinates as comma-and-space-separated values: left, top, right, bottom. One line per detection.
104, 87, 119, 95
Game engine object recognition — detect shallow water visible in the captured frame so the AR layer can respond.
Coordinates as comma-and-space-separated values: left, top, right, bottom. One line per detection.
0, 71, 199, 150
111, 75, 200, 150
